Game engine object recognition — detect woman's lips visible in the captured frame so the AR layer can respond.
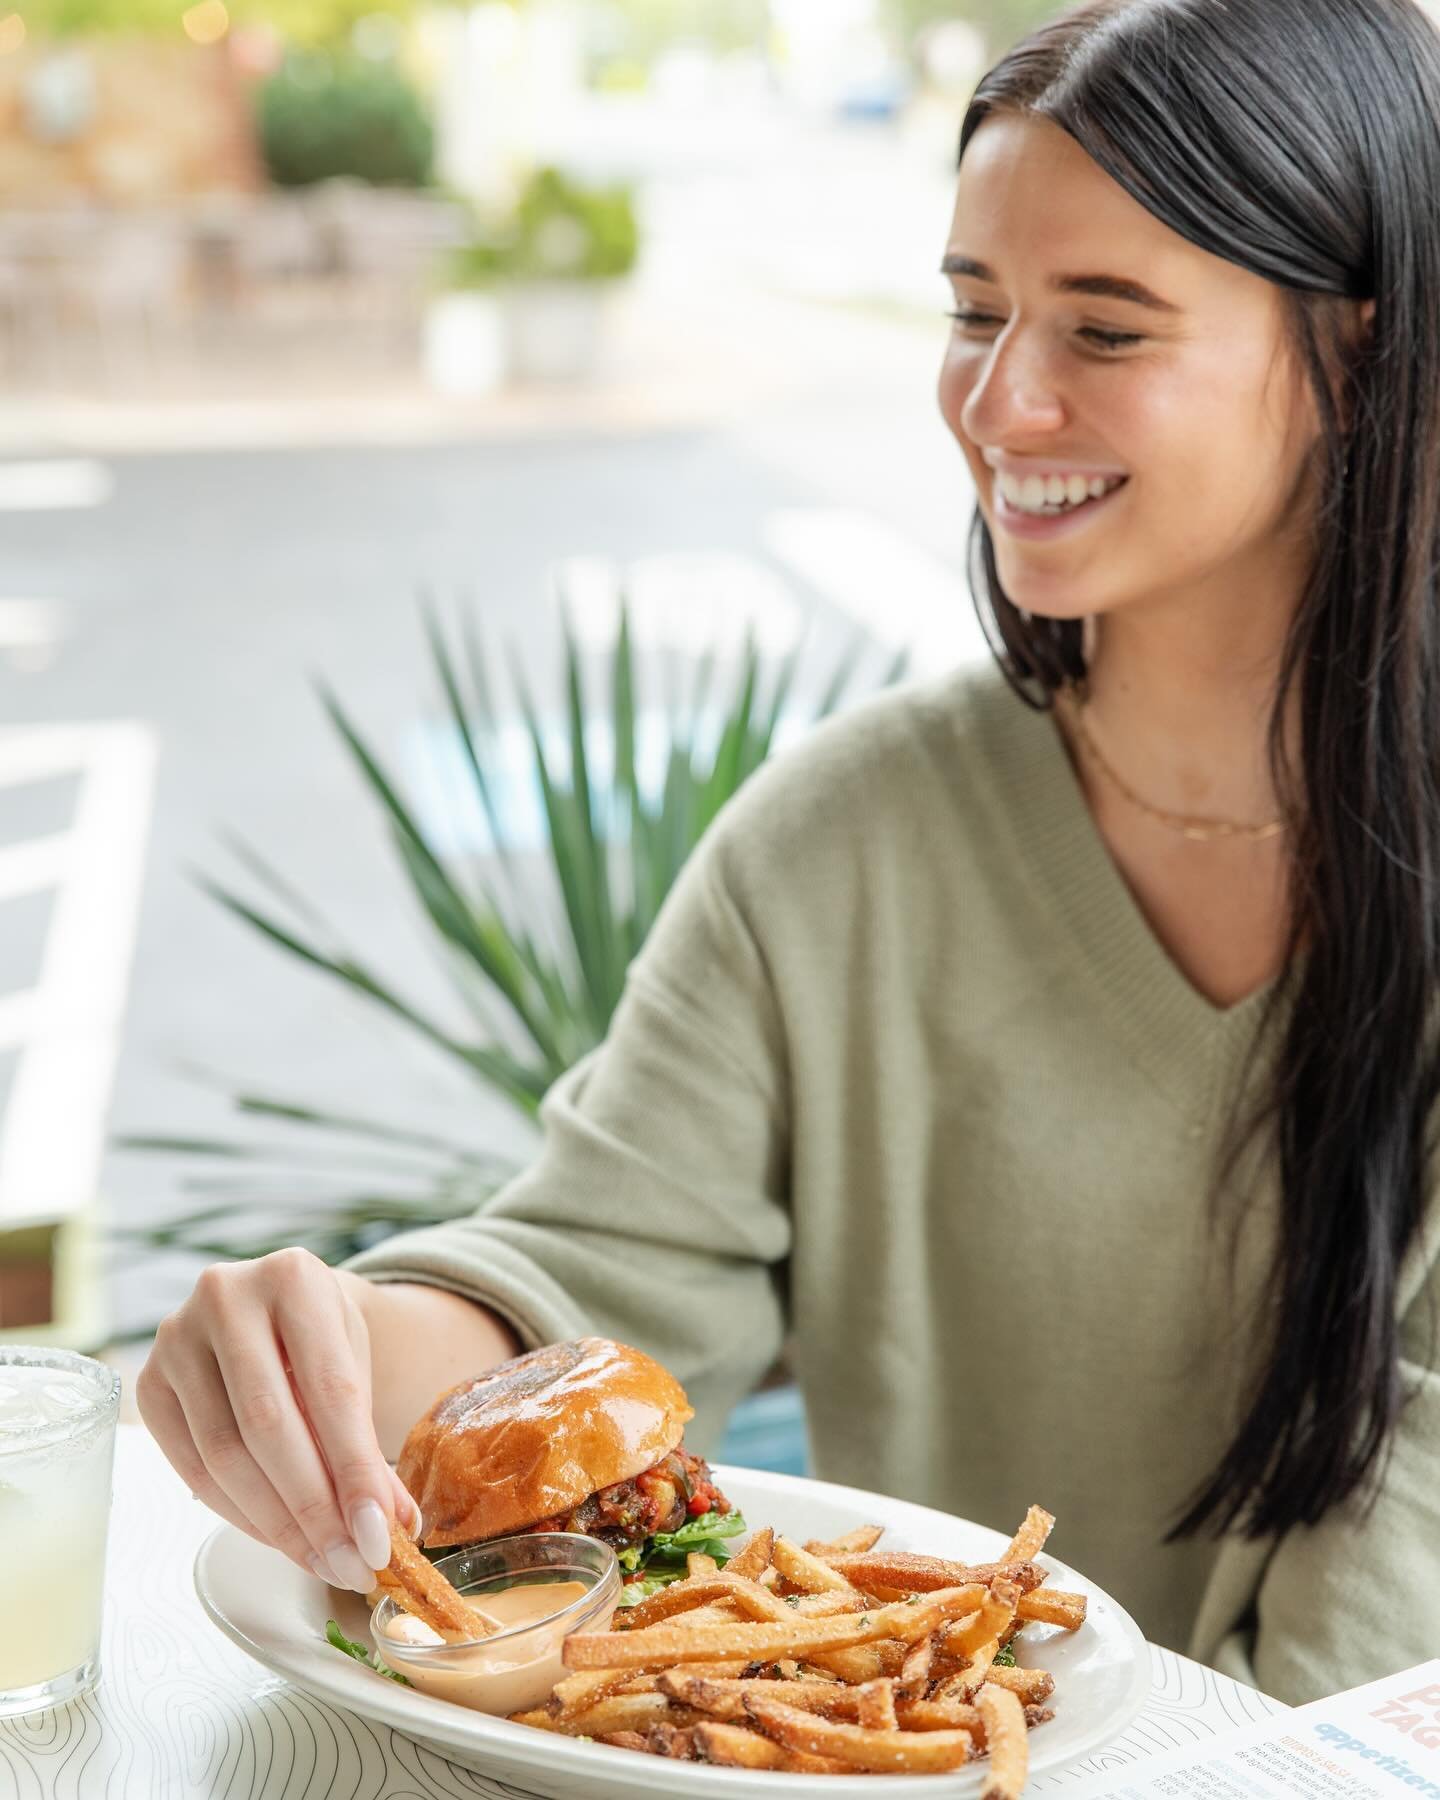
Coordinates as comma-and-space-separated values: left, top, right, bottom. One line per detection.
990, 476, 1129, 541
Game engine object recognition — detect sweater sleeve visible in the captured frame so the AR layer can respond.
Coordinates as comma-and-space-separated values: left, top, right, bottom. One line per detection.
338, 809, 793, 1454
1202, 1246, 1440, 1704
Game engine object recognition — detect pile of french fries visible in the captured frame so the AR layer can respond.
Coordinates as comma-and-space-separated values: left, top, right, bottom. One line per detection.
510, 1503, 1082, 1789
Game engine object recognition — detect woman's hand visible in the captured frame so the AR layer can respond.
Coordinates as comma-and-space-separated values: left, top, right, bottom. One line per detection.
136, 1247, 421, 1592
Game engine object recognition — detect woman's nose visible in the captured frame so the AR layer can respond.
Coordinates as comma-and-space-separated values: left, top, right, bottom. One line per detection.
959, 334, 1067, 444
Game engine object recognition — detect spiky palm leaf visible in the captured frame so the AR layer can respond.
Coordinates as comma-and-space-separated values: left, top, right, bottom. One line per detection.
117, 595, 905, 1274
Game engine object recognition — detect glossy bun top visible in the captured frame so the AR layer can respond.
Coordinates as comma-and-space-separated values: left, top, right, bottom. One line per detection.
396, 1337, 695, 1548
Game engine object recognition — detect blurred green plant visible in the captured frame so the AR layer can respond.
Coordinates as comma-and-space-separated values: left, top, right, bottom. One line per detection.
115, 601, 905, 1293
584, 0, 772, 73
441, 167, 641, 291
24, 0, 423, 44
257, 50, 434, 187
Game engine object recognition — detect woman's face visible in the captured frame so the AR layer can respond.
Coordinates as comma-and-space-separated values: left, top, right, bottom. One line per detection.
938, 112, 1328, 628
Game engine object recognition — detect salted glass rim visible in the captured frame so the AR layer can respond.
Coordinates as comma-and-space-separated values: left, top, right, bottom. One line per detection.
0, 1345, 122, 1455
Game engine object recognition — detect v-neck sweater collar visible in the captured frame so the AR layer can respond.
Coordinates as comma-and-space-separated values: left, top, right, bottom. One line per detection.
964, 667, 1277, 1118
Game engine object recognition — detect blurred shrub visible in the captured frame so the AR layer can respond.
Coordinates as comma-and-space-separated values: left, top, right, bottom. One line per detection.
29, 0, 416, 44
442, 167, 641, 289
518, 167, 639, 280
257, 52, 434, 188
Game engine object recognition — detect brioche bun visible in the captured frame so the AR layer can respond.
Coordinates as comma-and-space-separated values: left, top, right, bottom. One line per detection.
396, 1336, 695, 1549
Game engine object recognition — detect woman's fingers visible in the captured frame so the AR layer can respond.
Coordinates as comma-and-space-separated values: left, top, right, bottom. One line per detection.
134, 1362, 362, 1590
135, 1359, 279, 1551
137, 1249, 409, 1589
267, 1254, 403, 1571
199, 1286, 376, 1591
138, 1343, 343, 1581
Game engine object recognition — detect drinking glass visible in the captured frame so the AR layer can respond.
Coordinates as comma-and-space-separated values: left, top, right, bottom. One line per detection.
0, 1345, 120, 1717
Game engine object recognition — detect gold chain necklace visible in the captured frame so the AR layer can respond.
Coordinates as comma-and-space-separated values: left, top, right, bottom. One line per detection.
1061, 692, 1286, 844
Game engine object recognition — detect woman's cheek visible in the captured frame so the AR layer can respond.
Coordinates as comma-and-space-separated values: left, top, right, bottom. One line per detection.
937, 339, 979, 437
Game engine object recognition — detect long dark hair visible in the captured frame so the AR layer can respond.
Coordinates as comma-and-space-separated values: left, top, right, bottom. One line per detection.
961, 0, 1440, 1540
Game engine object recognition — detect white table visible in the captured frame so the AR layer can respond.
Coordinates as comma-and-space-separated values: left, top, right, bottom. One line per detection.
0, 1424, 1286, 1799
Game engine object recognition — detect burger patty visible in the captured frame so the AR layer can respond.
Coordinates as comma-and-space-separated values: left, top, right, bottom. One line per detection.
520, 1443, 731, 1548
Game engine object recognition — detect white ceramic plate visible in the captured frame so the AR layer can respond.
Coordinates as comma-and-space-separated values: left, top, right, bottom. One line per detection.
195, 1463, 1151, 1800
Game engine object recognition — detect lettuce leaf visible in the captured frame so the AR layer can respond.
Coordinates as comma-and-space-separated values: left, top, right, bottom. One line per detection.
613, 1510, 748, 1607
616, 1572, 678, 1607
325, 1617, 412, 1684
651, 1510, 748, 1555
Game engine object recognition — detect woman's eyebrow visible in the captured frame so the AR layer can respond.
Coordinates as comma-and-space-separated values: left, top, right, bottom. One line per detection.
939, 252, 1182, 314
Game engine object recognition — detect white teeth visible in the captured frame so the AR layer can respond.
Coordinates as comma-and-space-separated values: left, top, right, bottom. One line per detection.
996, 471, 1125, 514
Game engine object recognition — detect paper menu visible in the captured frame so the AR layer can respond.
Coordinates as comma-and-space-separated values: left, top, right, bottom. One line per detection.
1064, 1661, 1440, 1798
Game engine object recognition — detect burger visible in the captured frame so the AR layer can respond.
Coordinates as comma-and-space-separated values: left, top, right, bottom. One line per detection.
396, 1336, 744, 1603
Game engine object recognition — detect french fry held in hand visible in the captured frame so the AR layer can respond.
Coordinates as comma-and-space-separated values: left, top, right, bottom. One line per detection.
370, 1520, 483, 1644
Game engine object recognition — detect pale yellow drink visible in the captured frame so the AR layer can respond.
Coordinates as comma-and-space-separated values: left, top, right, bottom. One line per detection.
0, 1351, 119, 1715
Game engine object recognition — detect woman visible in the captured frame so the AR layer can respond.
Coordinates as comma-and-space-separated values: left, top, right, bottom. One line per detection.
138, 0, 1440, 1703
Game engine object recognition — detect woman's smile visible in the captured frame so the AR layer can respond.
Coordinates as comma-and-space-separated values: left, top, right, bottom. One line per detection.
979, 442, 1132, 541
989, 472, 1132, 541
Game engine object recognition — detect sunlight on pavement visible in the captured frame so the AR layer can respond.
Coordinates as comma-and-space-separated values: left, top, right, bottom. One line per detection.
558, 549, 806, 659
0, 461, 114, 511
0, 601, 67, 673
765, 506, 987, 678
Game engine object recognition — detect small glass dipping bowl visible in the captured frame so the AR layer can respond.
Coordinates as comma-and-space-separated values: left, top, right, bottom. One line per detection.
370, 1532, 621, 1715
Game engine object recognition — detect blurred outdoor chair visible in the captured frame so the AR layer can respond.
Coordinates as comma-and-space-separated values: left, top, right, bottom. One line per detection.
0, 189, 467, 390
70, 216, 189, 386
0, 209, 186, 389
309, 180, 467, 359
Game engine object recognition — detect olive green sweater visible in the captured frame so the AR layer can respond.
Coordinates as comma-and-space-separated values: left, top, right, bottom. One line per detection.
344, 664, 1440, 1706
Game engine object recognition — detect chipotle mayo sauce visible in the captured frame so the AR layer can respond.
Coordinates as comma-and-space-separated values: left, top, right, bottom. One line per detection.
379, 1582, 604, 1714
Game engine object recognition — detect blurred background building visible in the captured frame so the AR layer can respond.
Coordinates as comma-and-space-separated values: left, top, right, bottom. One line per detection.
0, 0, 1122, 1462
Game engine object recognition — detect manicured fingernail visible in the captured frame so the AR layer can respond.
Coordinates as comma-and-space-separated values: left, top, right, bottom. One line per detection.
350, 1500, 391, 1571
326, 1538, 376, 1593
307, 1553, 336, 1586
